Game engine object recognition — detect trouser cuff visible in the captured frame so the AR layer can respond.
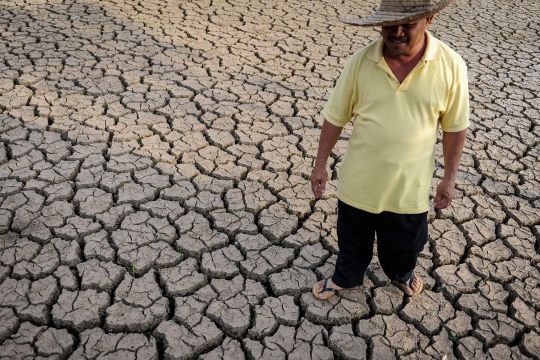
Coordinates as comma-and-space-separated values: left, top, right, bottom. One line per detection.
331, 272, 362, 289
394, 270, 414, 284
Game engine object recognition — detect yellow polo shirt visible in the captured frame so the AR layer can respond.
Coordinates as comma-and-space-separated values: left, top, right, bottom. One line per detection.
322, 32, 469, 214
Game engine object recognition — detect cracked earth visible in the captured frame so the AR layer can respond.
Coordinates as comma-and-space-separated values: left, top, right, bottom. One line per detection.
0, 0, 539, 359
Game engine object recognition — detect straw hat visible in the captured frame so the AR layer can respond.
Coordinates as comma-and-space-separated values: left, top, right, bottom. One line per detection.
341, 0, 454, 26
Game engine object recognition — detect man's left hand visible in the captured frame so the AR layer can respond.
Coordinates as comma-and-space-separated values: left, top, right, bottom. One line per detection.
434, 179, 455, 209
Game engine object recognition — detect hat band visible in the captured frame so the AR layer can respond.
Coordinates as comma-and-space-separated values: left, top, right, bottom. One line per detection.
379, 5, 434, 13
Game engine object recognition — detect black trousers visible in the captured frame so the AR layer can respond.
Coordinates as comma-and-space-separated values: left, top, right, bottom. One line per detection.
331, 200, 428, 288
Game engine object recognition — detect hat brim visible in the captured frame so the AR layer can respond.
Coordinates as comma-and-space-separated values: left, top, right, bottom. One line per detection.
340, 0, 453, 26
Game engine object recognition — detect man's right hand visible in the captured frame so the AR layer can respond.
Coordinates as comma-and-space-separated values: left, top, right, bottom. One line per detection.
310, 120, 343, 199
310, 165, 328, 199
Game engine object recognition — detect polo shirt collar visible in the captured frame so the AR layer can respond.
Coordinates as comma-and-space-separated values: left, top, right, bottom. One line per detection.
367, 31, 440, 63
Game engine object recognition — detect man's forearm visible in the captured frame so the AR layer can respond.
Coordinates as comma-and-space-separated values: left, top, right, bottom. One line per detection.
314, 120, 343, 168
442, 129, 467, 181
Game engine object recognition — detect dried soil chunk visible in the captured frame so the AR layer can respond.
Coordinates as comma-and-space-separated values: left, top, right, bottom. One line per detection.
134, 167, 171, 190
521, 330, 540, 358
117, 182, 157, 205
456, 336, 488, 359
111, 211, 181, 274
54, 216, 102, 240
510, 297, 538, 330
173, 285, 218, 328
487, 344, 532, 360
51, 237, 81, 266
293, 243, 329, 269
470, 239, 512, 262
467, 256, 538, 283
445, 311, 473, 337
175, 211, 229, 257
153, 319, 223, 360
269, 266, 317, 296
472, 194, 506, 223
192, 174, 234, 194
210, 209, 258, 235
73, 187, 113, 217
473, 312, 524, 346
34, 327, 75, 358
433, 264, 482, 301
248, 295, 299, 338
17, 276, 59, 324
429, 219, 467, 265
328, 324, 368, 360
185, 190, 224, 212
9, 190, 45, 232
206, 275, 266, 337
278, 181, 314, 217
508, 276, 540, 311
289, 320, 333, 360
282, 228, 320, 248
0, 308, 19, 342
83, 230, 116, 261
53, 265, 78, 290
44, 181, 74, 204
244, 326, 296, 359
201, 245, 243, 278
236, 233, 271, 252
99, 171, 132, 192
411, 328, 455, 360
500, 195, 540, 226
159, 258, 208, 296
38, 160, 80, 184
71, 328, 158, 359
301, 289, 369, 325
356, 314, 429, 357
0, 322, 42, 359
240, 245, 295, 281
479, 281, 509, 313
0, 322, 74, 359
459, 292, 495, 322
199, 338, 244, 360
140, 198, 185, 221
77, 259, 125, 292
0, 85, 32, 109
0, 233, 40, 266
12, 242, 61, 279
258, 202, 298, 242
438, 196, 475, 223
462, 218, 497, 246
51, 289, 109, 332
95, 204, 135, 230
238, 180, 277, 213
107, 153, 154, 173
371, 285, 403, 315
105, 270, 169, 332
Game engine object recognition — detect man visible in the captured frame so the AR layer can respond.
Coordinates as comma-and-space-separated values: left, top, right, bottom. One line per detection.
311, 0, 469, 300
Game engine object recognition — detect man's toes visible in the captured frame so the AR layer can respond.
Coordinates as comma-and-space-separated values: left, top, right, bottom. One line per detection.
403, 286, 413, 296
317, 290, 334, 300
312, 280, 324, 294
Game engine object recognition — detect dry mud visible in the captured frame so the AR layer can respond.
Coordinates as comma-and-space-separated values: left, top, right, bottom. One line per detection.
0, 0, 539, 359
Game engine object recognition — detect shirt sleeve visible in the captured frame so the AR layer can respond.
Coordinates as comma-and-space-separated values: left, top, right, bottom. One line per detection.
440, 57, 470, 132
321, 53, 359, 128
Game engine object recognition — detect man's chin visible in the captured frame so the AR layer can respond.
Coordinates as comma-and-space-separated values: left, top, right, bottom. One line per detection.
388, 48, 409, 57
385, 42, 410, 56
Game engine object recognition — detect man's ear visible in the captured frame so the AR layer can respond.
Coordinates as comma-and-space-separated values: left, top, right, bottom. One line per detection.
425, 15, 434, 25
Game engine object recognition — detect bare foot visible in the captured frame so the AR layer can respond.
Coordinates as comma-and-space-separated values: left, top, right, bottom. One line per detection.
312, 278, 343, 300
394, 273, 424, 297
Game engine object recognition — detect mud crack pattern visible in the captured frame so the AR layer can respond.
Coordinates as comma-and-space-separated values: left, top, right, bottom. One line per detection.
0, 0, 539, 359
